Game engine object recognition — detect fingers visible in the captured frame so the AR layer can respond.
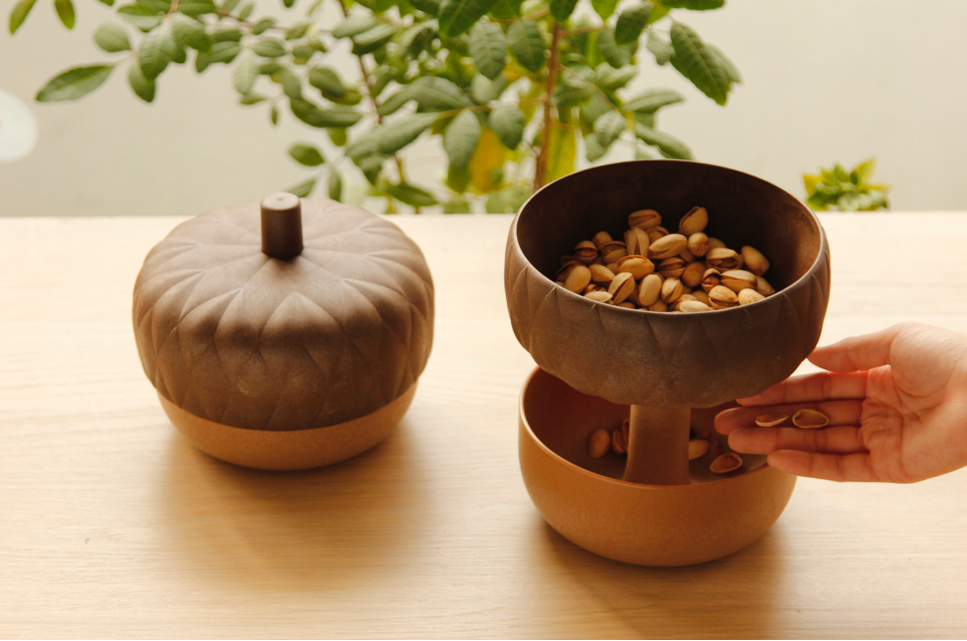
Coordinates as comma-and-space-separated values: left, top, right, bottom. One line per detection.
716, 399, 864, 435
727, 425, 865, 456
808, 323, 912, 373
766, 450, 879, 482
736, 371, 868, 407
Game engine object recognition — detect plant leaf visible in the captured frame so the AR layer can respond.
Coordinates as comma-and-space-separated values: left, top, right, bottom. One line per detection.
279, 68, 302, 100
377, 89, 412, 116
170, 14, 210, 51
444, 198, 472, 214
549, 0, 578, 22
596, 27, 633, 68
490, 105, 527, 149
253, 38, 286, 58
332, 15, 380, 38
239, 93, 267, 104
127, 60, 155, 102
94, 23, 131, 52
634, 122, 692, 159
9, 0, 37, 34
594, 63, 636, 91
546, 125, 576, 182
118, 4, 162, 31
851, 158, 875, 185
290, 98, 362, 128
669, 22, 730, 105
444, 109, 481, 169
177, 0, 217, 15
584, 133, 606, 161
54, 0, 75, 29
623, 87, 683, 113
289, 143, 325, 166
408, 76, 467, 111
385, 183, 439, 207
438, 0, 497, 38
287, 178, 317, 198
409, 0, 440, 13
707, 43, 740, 83
593, 110, 626, 147
233, 50, 259, 94
36, 65, 114, 101
469, 127, 506, 192
614, 3, 650, 44
347, 112, 438, 159
468, 21, 506, 80
351, 23, 396, 55
308, 66, 348, 99
488, 0, 521, 19
251, 18, 275, 35
646, 32, 672, 65
508, 19, 545, 73
591, 0, 618, 20
139, 25, 172, 80
659, 0, 723, 9
328, 172, 343, 201
208, 41, 241, 64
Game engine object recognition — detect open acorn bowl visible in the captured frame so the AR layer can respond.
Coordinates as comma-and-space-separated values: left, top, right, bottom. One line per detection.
505, 160, 831, 566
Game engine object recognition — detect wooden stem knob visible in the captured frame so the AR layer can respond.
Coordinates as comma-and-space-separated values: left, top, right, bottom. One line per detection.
260, 192, 304, 259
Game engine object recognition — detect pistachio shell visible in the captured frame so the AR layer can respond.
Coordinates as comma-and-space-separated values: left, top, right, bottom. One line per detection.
637, 273, 662, 307
647, 226, 669, 244
687, 232, 709, 257
690, 289, 710, 305
706, 247, 742, 270
560, 254, 580, 266
649, 233, 688, 260
660, 277, 684, 303
792, 409, 829, 429
708, 285, 738, 309
564, 265, 592, 293
680, 300, 712, 313
657, 256, 686, 278
585, 290, 613, 303
688, 439, 709, 460
701, 268, 723, 293
755, 413, 788, 427
679, 247, 697, 263
707, 237, 727, 250
612, 428, 627, 455
606, 263, 620, 275
587, 428, 611, 458
574, 240, 598, 264
681, 261, 707, 288
678, 206, 708, 236
710, 453, 743, 474
608, 271, 635, 304
738, 288, 765, 305
648, 300, 668, 312
756, 275, 776, 296
617, 255, 655, 280
589, 264, 616, 284
602, 245, 628, 264
616, 301, 636, 309
628, 209, 662, 230
742, 245, 770, 276
592, 231, 613, 250
720, 269, 757, 293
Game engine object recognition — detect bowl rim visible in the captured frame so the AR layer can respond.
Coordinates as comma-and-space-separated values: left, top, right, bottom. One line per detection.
510, 159, 829, 317
518, 365, 779, 491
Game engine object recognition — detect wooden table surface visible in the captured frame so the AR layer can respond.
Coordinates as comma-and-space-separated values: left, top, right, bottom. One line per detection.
3, 213, 967, 639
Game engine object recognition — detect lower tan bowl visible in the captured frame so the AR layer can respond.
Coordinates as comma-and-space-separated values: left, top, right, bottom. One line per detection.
159, 383, 417, 471
520, 368, 796, 566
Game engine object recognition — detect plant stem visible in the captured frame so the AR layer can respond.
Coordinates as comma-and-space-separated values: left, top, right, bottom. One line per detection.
533, 21, 562, 192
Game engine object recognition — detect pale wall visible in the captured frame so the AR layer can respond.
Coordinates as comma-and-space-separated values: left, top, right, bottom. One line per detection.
1, 0, 966, 216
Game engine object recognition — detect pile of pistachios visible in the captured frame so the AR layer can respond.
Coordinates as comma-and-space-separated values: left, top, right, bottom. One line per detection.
555, 207, 776, 312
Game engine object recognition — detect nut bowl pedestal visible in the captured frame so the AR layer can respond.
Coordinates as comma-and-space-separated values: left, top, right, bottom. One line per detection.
505, 160, 830, 566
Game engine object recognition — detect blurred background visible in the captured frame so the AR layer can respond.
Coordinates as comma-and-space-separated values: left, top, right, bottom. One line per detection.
2, 0, 966, 216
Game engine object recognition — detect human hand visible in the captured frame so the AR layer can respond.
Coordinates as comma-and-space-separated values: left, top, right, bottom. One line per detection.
715, 322, 967, 482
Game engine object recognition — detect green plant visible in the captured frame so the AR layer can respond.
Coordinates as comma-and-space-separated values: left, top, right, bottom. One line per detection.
10, 0, 740, 213
803, 158, 890, 212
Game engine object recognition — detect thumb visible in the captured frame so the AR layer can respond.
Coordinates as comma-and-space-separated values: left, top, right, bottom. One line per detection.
808, 324, 908, 372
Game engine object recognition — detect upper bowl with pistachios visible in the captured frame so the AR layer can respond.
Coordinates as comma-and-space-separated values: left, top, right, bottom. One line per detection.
505, 160, 831, 409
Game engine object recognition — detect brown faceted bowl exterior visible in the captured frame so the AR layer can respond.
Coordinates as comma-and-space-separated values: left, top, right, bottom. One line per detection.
159, 384, 416, 471
505, 160, 831, 409
520, 368, 797, 566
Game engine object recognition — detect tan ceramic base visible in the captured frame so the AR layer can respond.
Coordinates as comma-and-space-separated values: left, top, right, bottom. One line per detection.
159, 383, 417, 471
520, 368, 796, 566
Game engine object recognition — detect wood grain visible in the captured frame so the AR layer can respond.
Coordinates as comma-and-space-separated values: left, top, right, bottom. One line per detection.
2, 213, 967, 638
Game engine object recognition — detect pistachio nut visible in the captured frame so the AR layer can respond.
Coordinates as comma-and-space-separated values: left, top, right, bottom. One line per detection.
608, 271, 635, 304
648, 300, 668, 312
756, 275, 776, 296
792, 409, 829, 429
738, 288, 765, 305
637, 273, 662, 307
617, 301, 636, 309
755, 413, 788, 427
618, 255, 655, 280
710, 453, 743, 474
687, 232, 709, 257
678, 206, 709, 236
564, 264, 592, 293
657, 256, 687, 278
627, 227, 650, 257
560, 254, 580, 266
688, 439, 710, 460
556, 260, 581, 281
574, 240, 598, 264
706, 247, 742, 270
679, 247, 697, 263
681, 285, 693, 295
660, 277, 684, 304
720, 269, 758, 293
611, 428, 627, 455
741, 245, 770, 276
589, 264, 616, 284
649, 233, 688, 260
707, 237, 727, 250
585, 290, 614, 304
681, 261, 707, 288
587, 428, 611, 458
647, 226, 669, 244
680, 300, 713, 313
583, 283, 607, 294
602, 241, 628, 264
606, 263, 620, 275
592, 231, 613, 250
708, 285, 739, 309
701, 268, 723, 293
690, 289, 711, 305
628, 209, 662, 230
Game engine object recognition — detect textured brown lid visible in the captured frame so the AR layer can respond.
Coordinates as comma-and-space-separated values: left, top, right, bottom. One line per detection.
133, 197, 434, 431
504, 160, 830, 409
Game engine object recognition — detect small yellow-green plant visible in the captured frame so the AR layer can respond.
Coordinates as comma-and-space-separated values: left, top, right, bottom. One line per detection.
803, 159, 889, 212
